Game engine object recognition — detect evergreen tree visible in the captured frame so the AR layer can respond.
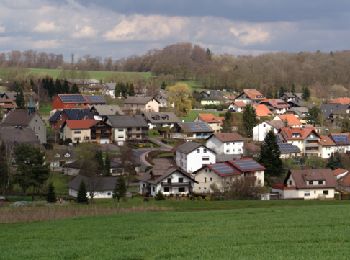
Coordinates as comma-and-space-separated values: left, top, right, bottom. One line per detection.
55, 79, 62, 94
115, 83, 122, 98
16, 88, 25, 108
302, 86, 310, 101
326, 153, 343, 170
47, 183, 57, 203
62, 80, 70, 93
242, 104, 257, 138
95, 150, 104, 173
278, 86, 285, 98
70, 83, 80, 94
0, 142, 9, 194
307, 106, 321, 126
113, 175, 127, 202
129, 83, 135, 96
77, 181, 88, 204
259, 131, 283, 176
161, 81, 167, 90
104, 153, 111, 176
222, 111, 233, 133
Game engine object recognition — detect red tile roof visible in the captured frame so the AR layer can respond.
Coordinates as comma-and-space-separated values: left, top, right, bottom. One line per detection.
333, 168, 348, 177
329, 97, 350, 105
243, 89, 265, 100
279, 126, 318, 140
198, 113, 224, 124
66, 119, 97, 129
253, 104, 272, 117
319, 135, 335, 146
233, 101, 246, 108
212, 133, 244, 142
261, 99, 290, 109
277, 114, 301, 126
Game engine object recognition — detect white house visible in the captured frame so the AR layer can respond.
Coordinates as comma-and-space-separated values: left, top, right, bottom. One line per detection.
193, 158, 265, 193
272, 169, 336, 200
68, 175, 117, 199
123, 96, 160, 113
228, 101, 246, 113
329, 133, 350, 154
253, 120, 284, 142
103, 83, 116, 98
139, 168, 196, 197
206, 133, 244, 156
318, 135, 336, 159
175, 141, 216, 173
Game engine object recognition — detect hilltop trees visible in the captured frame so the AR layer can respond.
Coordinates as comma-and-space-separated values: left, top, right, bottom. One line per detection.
259, 131, 283, 177
242, 105, 257, 138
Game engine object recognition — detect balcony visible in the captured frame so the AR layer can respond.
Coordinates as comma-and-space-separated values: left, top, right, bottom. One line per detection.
161, 182, 190, 187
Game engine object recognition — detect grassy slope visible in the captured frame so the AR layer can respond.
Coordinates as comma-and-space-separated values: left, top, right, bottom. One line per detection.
1, 201, 350, 259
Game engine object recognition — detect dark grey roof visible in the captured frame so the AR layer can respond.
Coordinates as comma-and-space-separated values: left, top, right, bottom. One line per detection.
124, 96, 156, 105
278, 143, 301, 154
85, 95, 106, 104
91, 105, 123, 116
320, 103, 348, 118
143, 112, 179, 124
49, 109, 94, 123
144, 168, 196, 185
68, 175, 117, 192
176, 141, 203, 154
1, 109, 36, 126
108, 115, 148, 128
179, 122, 214, 133
0, 126, 40, 145
267, 120, 285, 130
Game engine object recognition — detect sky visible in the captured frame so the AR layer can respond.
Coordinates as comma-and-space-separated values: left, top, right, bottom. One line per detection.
0, 0, 350, 59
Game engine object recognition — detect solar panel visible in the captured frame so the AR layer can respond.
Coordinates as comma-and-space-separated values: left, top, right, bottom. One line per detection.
233, 159, 262, 171
210, 163, 235, 175
86, 95, 106, 103
332, 135, 349, 144
60, 94, 85, 103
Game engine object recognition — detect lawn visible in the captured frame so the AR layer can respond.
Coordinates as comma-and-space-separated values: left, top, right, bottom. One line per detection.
176, 80, 203, 91
1, 201, 350, 259
181, 109, 223, 122
39, 102, 52, 116
47, 172, 71, 196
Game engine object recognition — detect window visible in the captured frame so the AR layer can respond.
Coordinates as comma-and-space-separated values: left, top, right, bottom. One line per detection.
179, 187, 185, 192
289, 180, 292, 185
167, 178, 171, 184
202, 157, 210, 161
152, 187, 155, 192
323, 190, 328, 195
74, 130, 81, 134
304, 192, 310, 196
143, 184, 146, 187
163, 187, 169, 192
318, 180, 323, 185
226, 150, 230, 153
210, 177, 212, 182
178, 178, 183, 183
205, 177, 207, 183
204, 148, 207, 153
197, 149, 200, 153
309, 181, 313, 185
107, 192, 111, 196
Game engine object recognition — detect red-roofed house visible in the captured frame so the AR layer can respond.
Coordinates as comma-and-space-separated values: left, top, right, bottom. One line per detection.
253, 104, 273, 117
260, 99, 290, 115
234, 89, 265, 104
279, 126, 320, 156
192, 158, 265, 193
274, 114, 302, 127
52, 94, 106, 110
329, 97, 350, 105
195, 113, 224, 133
62, 119, 97, 143
228, 101, 246, 112
319, 135, 336, 158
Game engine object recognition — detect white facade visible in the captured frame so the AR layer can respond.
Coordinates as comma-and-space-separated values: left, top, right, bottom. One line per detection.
113, 128, 127, 145
253, 122, 278, 142
176, 146, 216, 173
201, 100, 221, 106
273, 188, 335, 200
147, 122, 175, 130
228, 104, 244, 112
69, 188, 113, 199
319, 145, 336, 159
206, 136, 244, 155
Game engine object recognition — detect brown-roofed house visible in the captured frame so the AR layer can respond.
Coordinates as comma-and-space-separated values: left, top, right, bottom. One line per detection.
234, 89, 265, 104
195, 113, 224, 133
123, 96, 159, 113
206, 133, 244, 159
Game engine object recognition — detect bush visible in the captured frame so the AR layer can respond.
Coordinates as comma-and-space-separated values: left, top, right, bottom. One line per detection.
47, 183, 57, 203
155, 191, 165, 201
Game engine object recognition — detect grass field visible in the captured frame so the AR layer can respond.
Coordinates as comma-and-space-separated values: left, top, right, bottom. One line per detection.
176, 80, 203, 91
0, 67, 152, 81
1, 201, 350, 259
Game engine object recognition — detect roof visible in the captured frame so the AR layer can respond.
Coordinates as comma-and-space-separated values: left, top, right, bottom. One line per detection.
279, 127, 318, 141
65, 119, 97, 130
84, 95, 106, 104
333, 168, 349, 177
277, 143, 301, 154
143, 112, 180, 124
266, 120, 285, 130
329, 97, 350, 105
1, 109, 37, 127
179, 122, 214, 133
144, 167, 196, 185
49, 109, 94, 123
330, 133, 350, 145
253, 104, 272, 117
124, 96, 155, 105
176, 141, 203, 154
197, 113, 224, 124
319, 135, 335, 146
233, 101, 246, 108
242, 89, 265, 100
207, 162, 240, 177
320, 103, 349, 118
261, 99, 290, 109
276, 114, 301, 126
104, 83, 116, 90
68, 175, 117, 192
108, 115, 148, 128
210, 133, 244, 143
0, 126, 40, 145
230, 158, 265, 172
91, 105, 123, 116
286, 169, 336, 189
57, 94, 106, 104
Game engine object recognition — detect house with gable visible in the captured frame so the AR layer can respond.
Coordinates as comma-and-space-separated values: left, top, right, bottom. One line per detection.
272, 169, 337, 200
318, 135, 336, 159
329, 133, 350, 154
123, 96, 159, 113
253, 120, 284, 142
49, 109, 95, 130
260, 99, 290, 115
228, 101, 246, 112
195, 113, 224, 133
175, 141, 216, 173
206, 133, 244, 159
273, 114, 302, 127
172, 121, 214, 140
234, 89, 265, 104
0, 92, 17, 112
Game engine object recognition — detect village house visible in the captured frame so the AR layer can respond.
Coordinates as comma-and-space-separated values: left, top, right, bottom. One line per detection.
200, 90, 225, 106
329, 133, 350, 154
0, 126, 40, 147
123, 96, 159, 113
61, 119, 97, 144
0, 92, 17, 113
280, 92, 302, 103
234, 89, 265, 104
329, 97, 350, 105
154, 90, 173, 108
228, 101, 246, 112
90, 105, 123, 116
279, 127, 320, 156
253, 104, 273, 117
172, 122, 214, 140
273, 114, 302, 127
102, 83, 116, 98
277, 142, 301, 158
68, 175, 118, 199
139, 168, 197, 197
260, 99, 290, 115
52, 94, 106, 110
107, 115, 148, 145
253, 120, 284, 142
287, 107, 309, 120
1, 109, 47, 144
46, 145, 76, 171
320, 103, 349, 122
272, 169, 337, 200
195, 113, 224, 133
206, 133, 244, 160
143, 112, 179, 129
49, 109, 95, 130
175, 141, 216, 173
192, 158, 265, 193
318, 135, 336, 159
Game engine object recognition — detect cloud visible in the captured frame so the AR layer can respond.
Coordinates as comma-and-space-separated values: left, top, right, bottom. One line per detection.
104, 15, 188, 41
33, 21, 59, 33
0, 25, 5, 33
73, 25, 96, 38
32, 39, 60, 49
229, 25, 270, 45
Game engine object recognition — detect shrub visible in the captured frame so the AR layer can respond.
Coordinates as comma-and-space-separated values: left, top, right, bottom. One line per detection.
155, 191, 165, 201
47, 183, 57, 203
